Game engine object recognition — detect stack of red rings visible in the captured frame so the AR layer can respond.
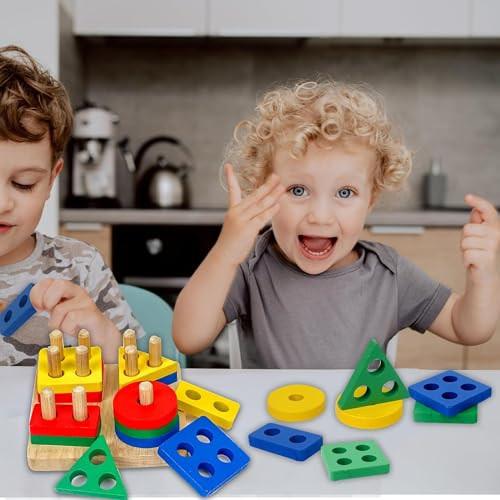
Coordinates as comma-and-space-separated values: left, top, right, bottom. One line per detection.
113, 380, 179, 448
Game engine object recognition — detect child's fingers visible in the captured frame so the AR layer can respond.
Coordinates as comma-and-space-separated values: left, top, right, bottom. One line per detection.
239, 174, 282, 214
225, 164, 242, 208
30, 278, 55, 311
244, 183, 286, 221
461, 236, 489, 252
40, 280, 80, 311
250, 200, 281, 231
465, 194, 498, 225
48, 297, 87, 332
463, 248, 488, 269
462, 223, 488, 238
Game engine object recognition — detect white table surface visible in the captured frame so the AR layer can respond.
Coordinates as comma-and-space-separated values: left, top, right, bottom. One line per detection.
2, 367, 499, 497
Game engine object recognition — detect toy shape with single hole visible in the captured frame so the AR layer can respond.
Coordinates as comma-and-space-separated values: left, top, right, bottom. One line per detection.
267, 384, 325, 422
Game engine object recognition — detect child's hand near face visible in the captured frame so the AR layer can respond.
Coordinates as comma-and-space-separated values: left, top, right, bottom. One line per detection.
461, 194, 500, 283
30, 278, 121, 361
216, 164, 285, 266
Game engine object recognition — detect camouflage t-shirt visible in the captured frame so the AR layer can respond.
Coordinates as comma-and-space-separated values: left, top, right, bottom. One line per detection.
0, 232, 144, 366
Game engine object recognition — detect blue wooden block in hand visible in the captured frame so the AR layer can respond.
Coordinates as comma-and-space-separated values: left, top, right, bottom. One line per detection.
408, 370, 492, 417
0, 283, 36, 337
248, 422, 323, 461
158, 416, 250, 497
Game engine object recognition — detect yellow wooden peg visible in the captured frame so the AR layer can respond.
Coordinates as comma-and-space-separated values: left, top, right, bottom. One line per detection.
267, 384, 326, 422
334, 394, 404, 430
176, 380, 240, 430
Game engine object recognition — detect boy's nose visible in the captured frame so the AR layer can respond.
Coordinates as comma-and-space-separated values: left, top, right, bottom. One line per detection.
306, 200, 336, 226
0, 189, 15, 214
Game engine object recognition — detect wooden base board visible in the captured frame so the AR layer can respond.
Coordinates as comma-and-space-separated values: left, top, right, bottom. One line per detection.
27, 363, 185, 471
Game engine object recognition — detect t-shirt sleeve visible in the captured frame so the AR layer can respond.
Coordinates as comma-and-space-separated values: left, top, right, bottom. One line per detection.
223, 264, 250, 323
396, 253, 452, 333
84, 249, 146, 340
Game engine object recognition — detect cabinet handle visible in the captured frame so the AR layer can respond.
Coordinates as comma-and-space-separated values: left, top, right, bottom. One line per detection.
146, 238, 163, 255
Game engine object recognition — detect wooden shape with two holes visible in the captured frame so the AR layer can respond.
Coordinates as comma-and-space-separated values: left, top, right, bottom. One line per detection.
338, 338, 409, 411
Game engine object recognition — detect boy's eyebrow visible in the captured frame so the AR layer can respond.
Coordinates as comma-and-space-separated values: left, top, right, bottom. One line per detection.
15, 166, 49, 174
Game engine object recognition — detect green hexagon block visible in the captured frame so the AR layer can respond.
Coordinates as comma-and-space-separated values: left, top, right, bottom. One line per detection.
321, 439, 390, 481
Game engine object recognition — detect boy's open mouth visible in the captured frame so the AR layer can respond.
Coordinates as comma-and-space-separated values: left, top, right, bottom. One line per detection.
298, 235, 337, 259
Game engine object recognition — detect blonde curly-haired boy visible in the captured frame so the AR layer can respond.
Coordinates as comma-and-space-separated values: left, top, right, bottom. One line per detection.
173, 80, 500, 368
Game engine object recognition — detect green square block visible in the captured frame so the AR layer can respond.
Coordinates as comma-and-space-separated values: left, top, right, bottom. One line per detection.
413, 401, 478, 424
321, 440, 390, 481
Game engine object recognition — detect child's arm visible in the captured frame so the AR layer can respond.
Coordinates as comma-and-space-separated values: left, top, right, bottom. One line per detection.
30, 279, 122, 363
428, 194, 500, 345
173, 164, 285, 355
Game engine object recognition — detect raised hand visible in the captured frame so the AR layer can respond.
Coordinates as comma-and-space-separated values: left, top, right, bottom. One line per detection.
461, 194, 500, 283
214, 163, 285, 266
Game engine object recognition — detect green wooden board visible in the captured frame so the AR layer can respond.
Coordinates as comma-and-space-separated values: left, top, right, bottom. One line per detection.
321, 440, 390, 481
55, 435, 127, 499
413, 401, 478, 424
338, 338, 409, 410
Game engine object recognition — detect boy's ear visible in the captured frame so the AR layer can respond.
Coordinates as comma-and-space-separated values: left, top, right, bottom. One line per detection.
47, 159, 64, 197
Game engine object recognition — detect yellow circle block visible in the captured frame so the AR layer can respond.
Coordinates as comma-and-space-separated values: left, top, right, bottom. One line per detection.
267, 384, 326, 422
335, 394, 404, 430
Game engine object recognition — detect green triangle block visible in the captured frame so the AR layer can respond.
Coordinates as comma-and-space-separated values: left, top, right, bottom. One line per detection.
55, 435, 127, 499
338, 338, 409, 410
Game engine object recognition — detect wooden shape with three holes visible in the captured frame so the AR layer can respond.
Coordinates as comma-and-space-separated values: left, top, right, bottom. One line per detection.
267, 384, 326, 422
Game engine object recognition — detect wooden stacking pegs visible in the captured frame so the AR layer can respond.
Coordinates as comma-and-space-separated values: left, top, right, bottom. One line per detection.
123, 329, 137, 348
124, 345, 139, 377
49, 329, 64, 361
148, 335, 162, 368
75, 345, 91, 377
47, 345, 63, 378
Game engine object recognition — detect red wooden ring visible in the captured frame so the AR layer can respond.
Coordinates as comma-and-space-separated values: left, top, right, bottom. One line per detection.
113, 380, 177, 430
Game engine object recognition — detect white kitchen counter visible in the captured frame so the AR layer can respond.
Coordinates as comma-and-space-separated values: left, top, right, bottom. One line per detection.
3, 367, 499, 496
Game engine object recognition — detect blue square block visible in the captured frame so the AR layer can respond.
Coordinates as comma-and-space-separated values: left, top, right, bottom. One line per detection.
0, 283, 36, 337
408, 370, 492, 417
158, 416, 250, 496
249, 422, 323, 461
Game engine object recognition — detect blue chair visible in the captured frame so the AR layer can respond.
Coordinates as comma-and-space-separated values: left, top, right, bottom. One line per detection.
119, 283, 186, 368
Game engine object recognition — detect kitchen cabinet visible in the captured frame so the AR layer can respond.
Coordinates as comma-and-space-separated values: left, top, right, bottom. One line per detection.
0, 0, 60, 236
59, 223, 112, 268
340, 0, 469, 38
470, 0, 500, 37
362, 227, 500, 370
74, 0, 208, 36
208, 0, 341, 37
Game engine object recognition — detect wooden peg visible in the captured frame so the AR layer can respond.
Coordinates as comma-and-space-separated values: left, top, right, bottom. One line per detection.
72, 386, 88, 422
148, 335, 162, 367
123, 329, 137, 348
47, 345, 63, 378
40, 387, 56, 420
75, 345, 90, 377
78, 328, 91, 350
124, 345, 139, 376
49, 329, 65, 361
139, 381, 153, 406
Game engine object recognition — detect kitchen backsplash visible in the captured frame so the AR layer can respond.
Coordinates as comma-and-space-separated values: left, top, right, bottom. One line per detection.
61, 40, 500, 210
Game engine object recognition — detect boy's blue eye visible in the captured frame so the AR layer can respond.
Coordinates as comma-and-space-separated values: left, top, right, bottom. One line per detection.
289, 185, 308, 197
12, 181, 35, 191
337, 188, 354, 199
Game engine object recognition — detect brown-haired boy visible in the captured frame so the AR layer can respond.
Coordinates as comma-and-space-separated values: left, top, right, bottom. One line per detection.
0, 45, 143, 365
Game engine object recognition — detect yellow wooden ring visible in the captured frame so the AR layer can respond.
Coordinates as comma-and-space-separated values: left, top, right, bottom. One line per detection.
335, 394, 404, 430
267, 384, 326, 422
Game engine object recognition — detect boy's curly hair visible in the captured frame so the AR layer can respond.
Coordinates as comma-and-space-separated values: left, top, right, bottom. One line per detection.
0, 45, 73, 163
224, 79, 412, 196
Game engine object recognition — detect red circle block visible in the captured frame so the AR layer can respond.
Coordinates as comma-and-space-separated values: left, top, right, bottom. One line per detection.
113, 380, 177, 430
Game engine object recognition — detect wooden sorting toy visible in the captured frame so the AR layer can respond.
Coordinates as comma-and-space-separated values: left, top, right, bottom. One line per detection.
113, 380, 179, 448
175, 380, 240, 430
36, 343, 103, 402
413, 400, 478, 424
321, 439, 390, 481
0, 283, 36, 336
30, 387, 101, 446
55, 435, 127, 499
158, 416, 250, 497
117, 333, 178, 389
248, 422, 323, 461
267, 384, 326, 422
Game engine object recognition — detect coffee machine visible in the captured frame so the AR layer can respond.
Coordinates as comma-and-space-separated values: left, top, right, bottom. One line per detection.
66, 103, 121, 208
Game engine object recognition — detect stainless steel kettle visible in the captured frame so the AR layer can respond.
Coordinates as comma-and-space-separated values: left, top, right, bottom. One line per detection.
120, 135, 194, 208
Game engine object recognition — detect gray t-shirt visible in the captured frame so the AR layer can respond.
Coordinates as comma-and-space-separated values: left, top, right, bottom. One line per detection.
223, 228, 452, 369
0, 232, 144, 366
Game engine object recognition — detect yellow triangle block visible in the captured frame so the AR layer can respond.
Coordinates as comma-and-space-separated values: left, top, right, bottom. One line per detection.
176, 380, 240, 430
118, 346, 179, 388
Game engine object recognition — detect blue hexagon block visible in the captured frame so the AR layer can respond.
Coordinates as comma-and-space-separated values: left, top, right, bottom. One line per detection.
408, 370, 492, 417
0, 283, 36, 337
158, 416, 250, 496
249, 422, 323, 461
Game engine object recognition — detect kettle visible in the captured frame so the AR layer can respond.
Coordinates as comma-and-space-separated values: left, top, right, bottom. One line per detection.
119, 135, 194, 208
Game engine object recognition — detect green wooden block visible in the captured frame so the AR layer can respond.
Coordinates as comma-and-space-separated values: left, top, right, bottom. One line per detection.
114, 414, 179, 439
413, 401, 478, 424
338, 338, 409, 410
55, 435, 127, 499
31, 434, 97, 446
321, 440, 390, 481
